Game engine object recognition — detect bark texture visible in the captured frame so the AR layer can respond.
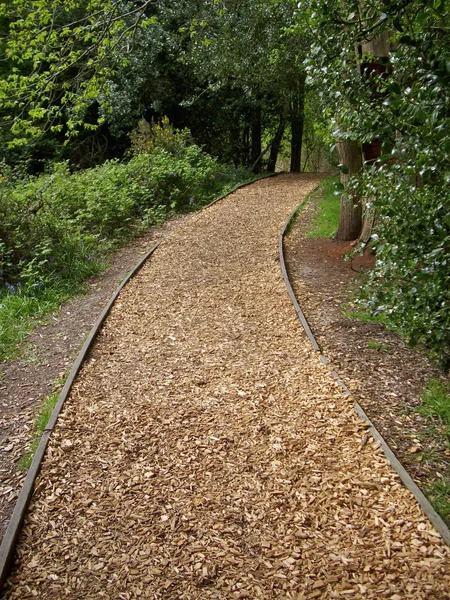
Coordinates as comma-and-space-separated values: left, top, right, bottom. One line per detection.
335, 139, 363, 241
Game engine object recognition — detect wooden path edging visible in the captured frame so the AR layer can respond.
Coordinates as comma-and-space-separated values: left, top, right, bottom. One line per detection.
5, 172, 445, 593
279, 189, 450, 549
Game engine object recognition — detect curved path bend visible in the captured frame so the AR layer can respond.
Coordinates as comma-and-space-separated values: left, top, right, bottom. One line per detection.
5, 175, 450, 599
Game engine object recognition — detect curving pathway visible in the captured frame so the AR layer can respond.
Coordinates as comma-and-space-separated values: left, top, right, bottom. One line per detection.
4, 175, 450, 599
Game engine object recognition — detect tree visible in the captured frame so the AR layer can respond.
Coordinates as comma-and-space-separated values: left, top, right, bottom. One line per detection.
187, 0, 311, 172
295, 0, 450, 364
335, 140, 363, 241
0, 1, 158, 152
290, 72, 306, 173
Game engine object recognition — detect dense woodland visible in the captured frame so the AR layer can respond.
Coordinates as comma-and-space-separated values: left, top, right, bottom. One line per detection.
0, 0, 449, 366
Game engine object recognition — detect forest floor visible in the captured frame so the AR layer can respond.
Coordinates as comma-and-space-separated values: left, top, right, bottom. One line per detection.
2, 174, 450, 598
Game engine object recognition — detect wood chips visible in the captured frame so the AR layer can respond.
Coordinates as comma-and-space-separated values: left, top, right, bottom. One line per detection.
4, 174, 450, 599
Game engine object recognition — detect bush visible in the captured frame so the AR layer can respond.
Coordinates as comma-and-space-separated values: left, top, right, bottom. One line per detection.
356, 170, 450, 368
0, 141, 250, 291
0, 129, 253, 359
129, 117, 193, 157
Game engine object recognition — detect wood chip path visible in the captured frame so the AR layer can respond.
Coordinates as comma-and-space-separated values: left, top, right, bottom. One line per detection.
4, 174, 450, 599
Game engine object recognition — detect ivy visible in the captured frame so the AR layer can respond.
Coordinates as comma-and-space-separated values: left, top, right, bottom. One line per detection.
295, 0, 450, 365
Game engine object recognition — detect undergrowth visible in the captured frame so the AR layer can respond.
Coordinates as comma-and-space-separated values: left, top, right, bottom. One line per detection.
0, 121, 253, 361
307, 174, 340, 238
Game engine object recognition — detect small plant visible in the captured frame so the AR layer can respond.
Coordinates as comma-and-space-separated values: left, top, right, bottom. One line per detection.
18, 388, 61, 470
367, 340, 390, 353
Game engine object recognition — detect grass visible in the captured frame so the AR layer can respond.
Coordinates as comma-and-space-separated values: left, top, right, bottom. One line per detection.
424, 479, 450, 526
418, 379, 450, 436
307, 175, 341, 238
367, 340, 390, 353
18, 384, 64, 471
0, 291, 62, 362
415, 378, 450, 524
0, 267, 104, 362
342, 305, 384, 325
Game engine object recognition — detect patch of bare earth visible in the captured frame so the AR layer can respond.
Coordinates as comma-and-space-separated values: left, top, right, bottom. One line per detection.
0, 217, 186, 540
284, 187, 450, 527
4, 175, 450, 599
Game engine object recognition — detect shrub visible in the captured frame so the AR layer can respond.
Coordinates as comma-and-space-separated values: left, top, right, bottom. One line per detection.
0, 130, 253, 359
356, 170, 450, 368
129, 117, 193, 156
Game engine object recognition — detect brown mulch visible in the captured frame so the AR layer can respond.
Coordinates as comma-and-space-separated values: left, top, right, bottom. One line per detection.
0, 217, 186, 540
3, 174, 450, 599
284, 189, 450, 525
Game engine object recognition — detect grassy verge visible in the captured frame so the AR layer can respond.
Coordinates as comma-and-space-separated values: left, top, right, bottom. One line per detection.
18, 383, 64, 470
415, 379, 450, 525
419, 379, 450, 434
307, 175, 340, 238
0, 266, 106, 362
304, 175, 450, 525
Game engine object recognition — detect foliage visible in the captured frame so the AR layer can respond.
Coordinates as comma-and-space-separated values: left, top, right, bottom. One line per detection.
419, 378, 450, 437
0, 1, 321, 173
0, 0, 156, 144
294, 0, 450, 365
300, 103, 336, 172
187, 0, 311, 170
356, 172, 450, 365
0, 130, 253, 360
129, 117, 192, 156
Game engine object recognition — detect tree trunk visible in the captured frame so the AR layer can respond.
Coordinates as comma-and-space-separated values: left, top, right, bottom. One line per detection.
242, 125, 250, 166
335, 139, 363, 241
251, 102, 262, 173
356, 33, 390, 241
267, 92, 290, 172
290, 74, 306, 173
359, 197, 376, 243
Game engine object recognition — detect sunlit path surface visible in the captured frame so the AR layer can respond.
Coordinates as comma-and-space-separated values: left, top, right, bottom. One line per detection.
5, 175, 450, 599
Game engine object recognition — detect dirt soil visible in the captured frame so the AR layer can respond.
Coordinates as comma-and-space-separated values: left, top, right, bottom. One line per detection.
3, 174, 450, 599
284, 188, 450, 528
0, 217, 186, 540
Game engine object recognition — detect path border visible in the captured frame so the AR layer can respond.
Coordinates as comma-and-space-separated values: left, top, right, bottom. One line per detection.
0, 172, 279, 589
279, 188, 450, 548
